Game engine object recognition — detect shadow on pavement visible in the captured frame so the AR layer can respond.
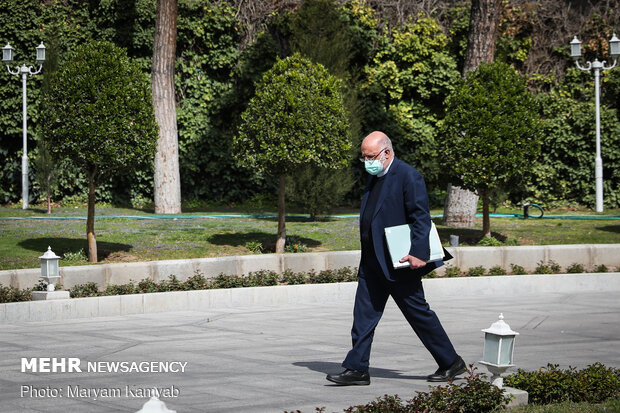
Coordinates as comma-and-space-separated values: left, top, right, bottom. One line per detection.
293, 361, 429, 381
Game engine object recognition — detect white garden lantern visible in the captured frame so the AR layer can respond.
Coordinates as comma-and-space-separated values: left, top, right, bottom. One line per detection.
39, 246, 61, 291
479, 313, 519, 388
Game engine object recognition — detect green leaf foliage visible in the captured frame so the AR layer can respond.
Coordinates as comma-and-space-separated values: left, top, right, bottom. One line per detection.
360, 16, 460, 185
344, 366, 511, 412
41, 40, 157, 180
522, 67, 620, 208
0, 1, 619, 210
284, 0, 371, 213
175, 1, 265, 201
505, 363, 620, 405
441, 61, 543, 194
234, 53, 352, 175
286, 164, 354, 220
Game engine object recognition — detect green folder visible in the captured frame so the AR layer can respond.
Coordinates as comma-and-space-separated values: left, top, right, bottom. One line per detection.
384, 222, 444, 269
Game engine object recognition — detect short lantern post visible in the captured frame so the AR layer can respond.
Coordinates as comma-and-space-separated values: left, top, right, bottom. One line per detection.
39, 246, 60, 291
479, 313, 519, 388
32, 247, 69, 300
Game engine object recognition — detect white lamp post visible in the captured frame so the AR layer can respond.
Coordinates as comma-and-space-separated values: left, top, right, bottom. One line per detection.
479, 313, 519, 389
32, 246, 69, 301
39, 246, 60, 291
3, 41, 46, 210
570, 33, 619, 213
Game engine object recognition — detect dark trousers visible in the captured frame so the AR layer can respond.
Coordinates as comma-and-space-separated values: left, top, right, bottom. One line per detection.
342, 260, 459, 372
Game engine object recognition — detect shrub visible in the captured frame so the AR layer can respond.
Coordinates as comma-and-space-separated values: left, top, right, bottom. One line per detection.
571, 362, 620, 403
69, 282, 101, 298
595, 264, 608, 273
136, 279, 159, 293
549, 261, 562, 273
466, 266, 486, 277
183, 272, 210, 290
2, 267, 359, 303
566, 263, 585, 273
345, 394, 405, 412
488, 266, 507, 276
0, 285, 32, 303
210, 273, 249, 289
411, 366, 512, 413
444, 266, 461, 277
244, 241, 263, 254
534, 261, 552, 274
105, 282, 136, 295
157, 275, 183, 291
63, 249, 87, 264
332, 267, 357, 282
503, 237, 520, 246
305, 270, 326, 284
505, 363, 620, 405
510, 264, 527, 275
477, 237, 503, 246
247, 270, 279, 286
505, 364, 573, 404
280, 269, 308, 285
535, 260, 562, 274
285, 236, 308, 253
345, 366, 511, 412
33, 280, 49, 291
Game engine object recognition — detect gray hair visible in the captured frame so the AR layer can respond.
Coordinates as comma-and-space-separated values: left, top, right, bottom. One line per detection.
381, 135, 393, 152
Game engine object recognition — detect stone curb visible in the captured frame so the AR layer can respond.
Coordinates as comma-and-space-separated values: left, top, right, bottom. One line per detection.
1, 245, 619, 291
1, 272, 618, 324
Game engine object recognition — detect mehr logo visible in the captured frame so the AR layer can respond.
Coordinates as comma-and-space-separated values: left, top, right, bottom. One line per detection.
21, 358, 82, 373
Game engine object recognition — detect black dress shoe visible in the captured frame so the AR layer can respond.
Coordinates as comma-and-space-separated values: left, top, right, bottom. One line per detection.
326, 369, 370, 385
427, 356, 466, 382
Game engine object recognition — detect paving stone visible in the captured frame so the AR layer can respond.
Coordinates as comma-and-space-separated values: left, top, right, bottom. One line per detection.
0, 289, 618, 412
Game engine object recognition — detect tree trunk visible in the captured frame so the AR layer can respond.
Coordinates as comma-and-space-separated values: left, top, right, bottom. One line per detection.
46, 189, 51, 214
462, 0, 503, 77
480, 189, 491, 238
443, 183, 478, 227
444, 0, 501, 228
275, 175, 286, 253
152, 0, 181, 214
87, 170, 98, 263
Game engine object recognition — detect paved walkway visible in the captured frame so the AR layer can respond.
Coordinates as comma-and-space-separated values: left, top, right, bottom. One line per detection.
1, 289, 619, 412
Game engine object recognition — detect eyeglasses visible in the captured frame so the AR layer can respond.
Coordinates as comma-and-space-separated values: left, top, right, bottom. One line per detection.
359, 147, 387, 163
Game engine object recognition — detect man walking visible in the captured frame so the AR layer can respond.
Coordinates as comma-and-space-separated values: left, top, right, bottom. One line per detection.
327, 131, 465, 385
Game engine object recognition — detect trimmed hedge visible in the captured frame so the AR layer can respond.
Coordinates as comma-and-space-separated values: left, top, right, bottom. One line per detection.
2, 263, 618, 303
286, 366, 512, 413
286, 364, 620, 412
505, 363, 620, 405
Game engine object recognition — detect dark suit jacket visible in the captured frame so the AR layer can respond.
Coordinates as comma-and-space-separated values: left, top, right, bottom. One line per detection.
359, 157, 444, 281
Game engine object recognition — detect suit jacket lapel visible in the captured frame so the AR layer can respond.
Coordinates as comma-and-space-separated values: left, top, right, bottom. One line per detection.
372, 158, 399, 220
359, 176, 373, 219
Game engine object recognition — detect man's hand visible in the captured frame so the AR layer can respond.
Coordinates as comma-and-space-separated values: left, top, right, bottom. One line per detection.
399, 255, 427, 269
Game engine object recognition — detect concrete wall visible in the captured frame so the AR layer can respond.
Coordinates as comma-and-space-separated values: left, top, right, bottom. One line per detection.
446, 244, 620, 274
1, 272, 618, 324
1, 245, 619, 291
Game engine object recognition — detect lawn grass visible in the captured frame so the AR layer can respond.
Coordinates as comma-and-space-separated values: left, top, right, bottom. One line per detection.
0, 204, 618, 271
510, 396, 620, 412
